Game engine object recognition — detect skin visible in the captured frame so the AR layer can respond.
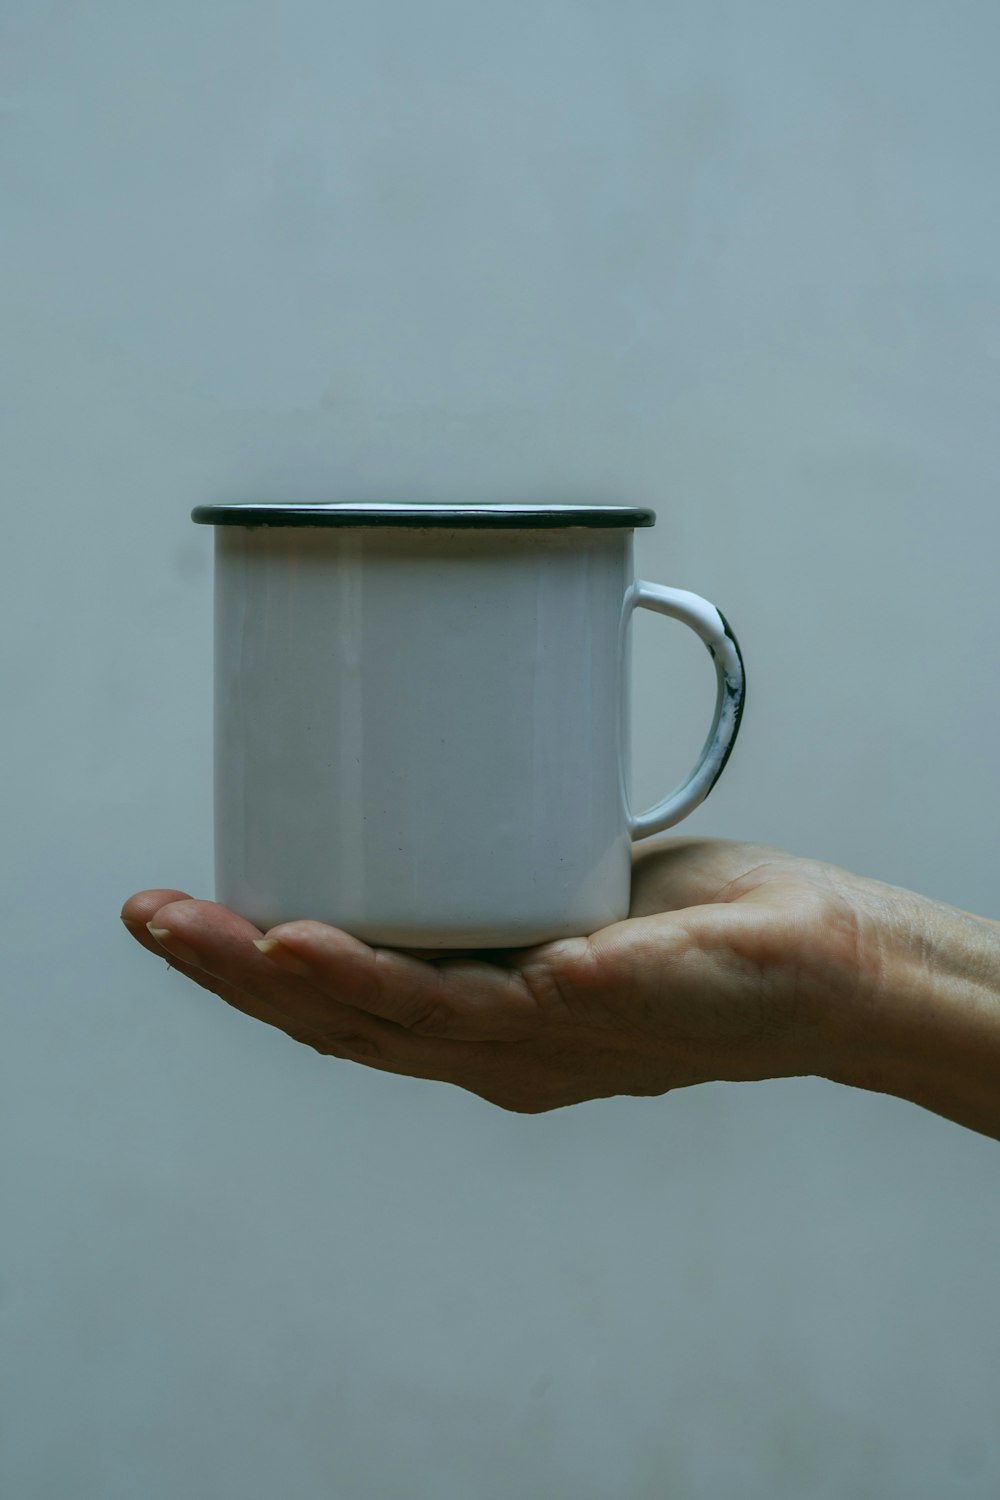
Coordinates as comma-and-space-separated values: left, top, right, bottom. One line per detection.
120, 837, 1000, 1139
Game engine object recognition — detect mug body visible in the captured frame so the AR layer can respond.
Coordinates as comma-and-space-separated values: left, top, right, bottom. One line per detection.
213, 520, 636, 946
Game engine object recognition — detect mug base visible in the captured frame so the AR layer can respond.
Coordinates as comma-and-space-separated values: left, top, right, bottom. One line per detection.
230, 900, 626, 952
344, 918, 608, 951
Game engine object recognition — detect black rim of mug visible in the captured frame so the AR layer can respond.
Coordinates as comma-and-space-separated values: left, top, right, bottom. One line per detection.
190, 502, 656, 529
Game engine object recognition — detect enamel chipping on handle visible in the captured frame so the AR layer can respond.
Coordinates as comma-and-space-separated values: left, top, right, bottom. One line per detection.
627, 582, 746, 840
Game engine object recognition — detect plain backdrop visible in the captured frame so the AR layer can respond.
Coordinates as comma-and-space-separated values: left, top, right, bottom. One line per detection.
2, 2, 999, 1497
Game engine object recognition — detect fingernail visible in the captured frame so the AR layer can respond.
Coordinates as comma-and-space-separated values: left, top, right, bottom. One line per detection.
146, 924, 203, 967
254, 938, 313, 977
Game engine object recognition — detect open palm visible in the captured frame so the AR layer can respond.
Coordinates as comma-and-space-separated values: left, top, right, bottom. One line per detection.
121, 838, 871, 1112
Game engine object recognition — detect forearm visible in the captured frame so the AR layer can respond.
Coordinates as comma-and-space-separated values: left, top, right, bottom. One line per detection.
833, 883, 1000, 1140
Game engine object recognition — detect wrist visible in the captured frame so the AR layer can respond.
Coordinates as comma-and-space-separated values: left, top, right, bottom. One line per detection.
830, 879, 1000, 1137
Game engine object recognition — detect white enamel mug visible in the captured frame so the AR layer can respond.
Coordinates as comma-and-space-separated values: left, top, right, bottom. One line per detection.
192, 502, 745, 948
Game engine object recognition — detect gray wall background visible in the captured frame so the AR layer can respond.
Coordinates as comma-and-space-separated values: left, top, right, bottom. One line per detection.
2, 2, 999, 1496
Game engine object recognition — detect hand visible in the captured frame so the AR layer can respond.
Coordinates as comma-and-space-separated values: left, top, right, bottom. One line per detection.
120, 838, 1000, 1134
119, 839, 873, 1108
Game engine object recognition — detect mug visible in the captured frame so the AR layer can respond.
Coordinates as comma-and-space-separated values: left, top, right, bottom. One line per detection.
191, 502, 745, 947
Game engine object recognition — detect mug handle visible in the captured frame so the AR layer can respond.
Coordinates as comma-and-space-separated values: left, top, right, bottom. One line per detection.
626, 582, 747, 839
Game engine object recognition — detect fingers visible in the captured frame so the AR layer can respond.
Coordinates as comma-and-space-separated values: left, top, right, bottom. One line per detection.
119, 893, 571, 1108
119, 890, 261, 1014
120, 891, 379, 1057
124, 933, 314, 1047
257, 921, 550, 1041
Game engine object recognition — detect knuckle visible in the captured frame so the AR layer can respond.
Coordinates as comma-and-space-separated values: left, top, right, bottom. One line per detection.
406, 997, 456, 1037
522, 940, 595, 1020
328, 1030, 381, 1060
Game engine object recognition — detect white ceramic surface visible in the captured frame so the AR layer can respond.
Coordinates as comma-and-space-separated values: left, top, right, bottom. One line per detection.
210, 510, 744, 946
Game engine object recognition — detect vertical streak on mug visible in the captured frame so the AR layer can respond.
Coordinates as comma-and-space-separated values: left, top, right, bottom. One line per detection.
528, 543, 546, 870
214, 530, 249, 894
331, 530, 366, 920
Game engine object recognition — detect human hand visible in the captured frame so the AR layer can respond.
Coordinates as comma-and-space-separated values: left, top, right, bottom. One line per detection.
120, 838, 1000, 1134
